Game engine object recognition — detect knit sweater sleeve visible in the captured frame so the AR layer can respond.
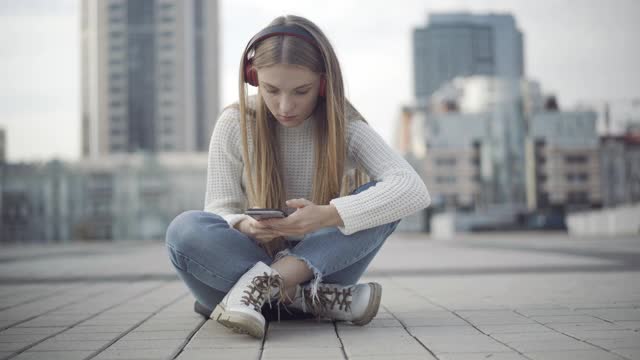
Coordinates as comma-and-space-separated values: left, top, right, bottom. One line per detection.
329, 120, 431, 235
203, 107, 252, 229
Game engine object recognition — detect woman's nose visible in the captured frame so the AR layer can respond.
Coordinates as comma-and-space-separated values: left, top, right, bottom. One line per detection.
279, 95, 294, 114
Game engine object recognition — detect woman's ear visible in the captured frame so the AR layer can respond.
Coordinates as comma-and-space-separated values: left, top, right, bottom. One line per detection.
319, 74, 326, 97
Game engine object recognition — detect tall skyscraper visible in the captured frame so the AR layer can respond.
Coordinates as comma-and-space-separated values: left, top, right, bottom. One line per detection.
81, 0, 219, 158
413, 12, 524, 100
0, 127, 5, 163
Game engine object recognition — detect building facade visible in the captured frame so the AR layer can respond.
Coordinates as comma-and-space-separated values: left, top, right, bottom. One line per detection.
81, 0, 220, 158
0, 154, 207, 244
413, 12, 524, 100
526, 111, 602, 211
599, 131, 640, 207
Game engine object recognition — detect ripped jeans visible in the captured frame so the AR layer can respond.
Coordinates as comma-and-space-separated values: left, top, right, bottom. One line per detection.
165, 180, 401, 312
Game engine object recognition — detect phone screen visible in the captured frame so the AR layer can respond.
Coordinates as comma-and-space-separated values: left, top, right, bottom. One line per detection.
244, 208, 288, 220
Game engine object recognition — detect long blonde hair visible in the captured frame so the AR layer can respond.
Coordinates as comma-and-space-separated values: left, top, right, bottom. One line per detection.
234, 16, 370, 252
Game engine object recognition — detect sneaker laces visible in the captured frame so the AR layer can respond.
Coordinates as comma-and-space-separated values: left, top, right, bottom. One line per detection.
240, 272, 286, 315
302, 284, 352, 318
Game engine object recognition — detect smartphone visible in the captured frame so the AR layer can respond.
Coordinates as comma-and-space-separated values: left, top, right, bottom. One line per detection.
244, 208, 289, 220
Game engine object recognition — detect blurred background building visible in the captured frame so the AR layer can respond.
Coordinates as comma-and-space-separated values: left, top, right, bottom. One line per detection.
81, 0, 220, 158
1, 154, 207, 244
1, 5, 639, 242
413, 13, 524, 101
396, 11, 639, 235
1, 0, 220, 244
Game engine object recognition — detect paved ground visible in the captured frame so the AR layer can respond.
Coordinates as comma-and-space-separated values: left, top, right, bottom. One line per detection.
0, 231, 639, 360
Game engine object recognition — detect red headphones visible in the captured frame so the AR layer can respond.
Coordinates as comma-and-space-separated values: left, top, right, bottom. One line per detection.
243, 24, 326, 97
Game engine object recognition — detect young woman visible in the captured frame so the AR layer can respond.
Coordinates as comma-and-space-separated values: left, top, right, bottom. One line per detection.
165, 15, 431, 338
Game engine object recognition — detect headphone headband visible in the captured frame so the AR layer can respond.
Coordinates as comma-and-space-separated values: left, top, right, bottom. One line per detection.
245, 25, 320, 58
242, 24, 326, 96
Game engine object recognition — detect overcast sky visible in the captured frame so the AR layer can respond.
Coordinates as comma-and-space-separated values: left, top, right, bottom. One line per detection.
1, 0, 639, 162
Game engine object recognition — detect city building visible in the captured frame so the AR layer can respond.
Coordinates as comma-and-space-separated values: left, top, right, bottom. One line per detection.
0, 153, 208, 244
1, 161, 70, 243
413, 12, 524, 101
0, 127, 5, 163
526, 110, 601, 211
423, 113, 489, 210
399, 76, 544, 209
81, 0, 220, 158
599, 128, 640, 207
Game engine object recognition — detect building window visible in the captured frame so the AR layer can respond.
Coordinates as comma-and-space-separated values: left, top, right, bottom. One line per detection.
436, 176, 456, 184
567, 191, 589, 203
436, 157, 456, 166
565, 155, 588, 164
567, 173, 589, 183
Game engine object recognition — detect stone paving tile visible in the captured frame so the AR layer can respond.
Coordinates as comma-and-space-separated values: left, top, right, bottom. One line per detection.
2, 233, 640, 358
489, 331, 576, 344
338, 327, 428, 357
545, 321, 627, 332
0, 342, 32, 352
175, 348, 261, 360
529, 315, 609, 324
264, 326, 341, 348
524, 349, 627, 360
586, 336, 640, 349
349, 354, 437, 360
262, 347, 345, 359
407, 325, 483, 337
42, 332, 123, 341
392, 311, 470, 327
118, 330, 194, 340
611, 347, 640, 359
107, 338, 186, 350
514, 307, 585, 317
0, 285, 81, 311
2, 282, 189, 359
10, 350, 94, 360
27, 339, 108, 351
567, 329, 640, 340
587, 308, 640, 321
0, 327, 66, 335
615, 320, 640, 331
267, 319, 334, 331
185, 333, 261, 349
474, 323, 552, 334
0, 283, 121, 327
508, 339, 600, 352
437, 353, 528, 360
414, 334, 515, 354
92, 347, 181, 359
464, 316, 537, 326
64, 324, 133, 333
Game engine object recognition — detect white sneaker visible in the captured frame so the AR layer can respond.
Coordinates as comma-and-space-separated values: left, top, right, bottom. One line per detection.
288, 282, 382, 325
211, 261, 284, 338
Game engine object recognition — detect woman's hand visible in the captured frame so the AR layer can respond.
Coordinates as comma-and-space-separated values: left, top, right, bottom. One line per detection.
236, 217, 282, 244
260, 199, 343, 237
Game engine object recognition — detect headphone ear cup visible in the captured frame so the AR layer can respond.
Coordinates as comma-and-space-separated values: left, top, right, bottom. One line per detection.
319, 77, 326, 97
244, 61, 258, 86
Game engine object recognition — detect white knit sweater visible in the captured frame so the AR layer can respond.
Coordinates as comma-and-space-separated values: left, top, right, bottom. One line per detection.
204, 99, 431, 239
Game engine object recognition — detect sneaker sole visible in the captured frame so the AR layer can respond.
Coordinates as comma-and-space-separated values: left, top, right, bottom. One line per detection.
211, 303, 265, 338
351, 282, 382, 326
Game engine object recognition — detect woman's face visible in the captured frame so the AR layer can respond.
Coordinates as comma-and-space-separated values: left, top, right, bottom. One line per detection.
257, 63, 322, 128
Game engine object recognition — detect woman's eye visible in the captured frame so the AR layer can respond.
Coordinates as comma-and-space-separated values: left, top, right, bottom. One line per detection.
295, 91, 309, 95
266, 89, 278, 94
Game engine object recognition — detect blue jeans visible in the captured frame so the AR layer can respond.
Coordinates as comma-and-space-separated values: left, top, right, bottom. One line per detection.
165, 180, 400, 312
